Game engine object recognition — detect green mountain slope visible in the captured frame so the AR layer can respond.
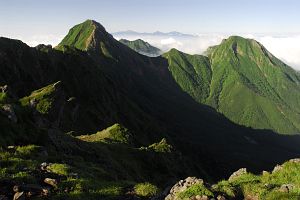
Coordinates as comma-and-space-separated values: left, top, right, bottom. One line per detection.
164, 36, 300, 134
119, 38, 161, 57
2, 20, 300, 199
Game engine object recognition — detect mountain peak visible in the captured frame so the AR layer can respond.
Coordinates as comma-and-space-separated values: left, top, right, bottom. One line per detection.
208, 35, 277, 62
56, 19, 110, 52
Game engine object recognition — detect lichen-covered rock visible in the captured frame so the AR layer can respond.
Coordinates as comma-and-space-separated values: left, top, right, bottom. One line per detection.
289, 158, 300, 163
272, 165, 283, 173
1, 104, 17, 123
228, 168, 247, 181
165, 177, 204, 200
44, 178, 58, 188
279, 184, 294, 193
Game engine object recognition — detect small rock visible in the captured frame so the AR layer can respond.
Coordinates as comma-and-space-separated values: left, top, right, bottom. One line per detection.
262, 171, 269, 176
229, 168, 247, 181
279, 184, 294, 193
272, 165, 283, 173
0, 85, 8, 93
217, 195, 226, 200
289, 158, 300, 163
40, 162, 48, 170
41, 187, 51, 196
30, 99, 38, 107
13, 186, 25, 200
1, 104, 17, 123
69, 172, 79, 178
195, 195, 202, 200
7, 145, 16, 153
200, 195, 208, 200
44, 178, 58, 188
165, 177, 204, 200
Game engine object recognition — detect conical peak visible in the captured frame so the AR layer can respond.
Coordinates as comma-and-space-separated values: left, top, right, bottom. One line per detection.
56, 19, 110, 51
84, 19, 107, 33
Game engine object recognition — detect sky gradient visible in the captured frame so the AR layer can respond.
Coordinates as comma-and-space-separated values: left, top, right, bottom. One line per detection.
1, 0, 300, 69
1, 0, 300, 36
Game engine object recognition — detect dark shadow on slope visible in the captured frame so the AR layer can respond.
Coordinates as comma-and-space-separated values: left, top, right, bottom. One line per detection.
1, 36, 300, 184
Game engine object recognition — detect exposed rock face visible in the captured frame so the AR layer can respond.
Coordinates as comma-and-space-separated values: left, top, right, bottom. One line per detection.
0, 85, 8, 93
13, 186, 25, 200
289, 158, 300, 163
272, 165, 283, 173
165, 177, 204, 200
1, 104, 17, 123
279, 184, 294, 193
44, 178, 58, 188
228, 168, 247, 181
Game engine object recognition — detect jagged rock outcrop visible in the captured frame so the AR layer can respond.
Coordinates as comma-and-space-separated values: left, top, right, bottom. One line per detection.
1, 104, 17, 123
165, 177, 204, 200
228, 168, 247, 181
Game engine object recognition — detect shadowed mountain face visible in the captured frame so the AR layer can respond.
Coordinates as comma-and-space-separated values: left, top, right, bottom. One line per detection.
1, 19, 300, 199
119, 38, 162, 57
164, 36, 300, 134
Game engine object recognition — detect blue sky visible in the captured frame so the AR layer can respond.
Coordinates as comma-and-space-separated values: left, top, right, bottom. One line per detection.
0, 0, 299, 36
1, 0, 300, 70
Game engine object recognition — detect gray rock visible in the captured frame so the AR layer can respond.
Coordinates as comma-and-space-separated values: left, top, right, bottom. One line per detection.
13, 186, 25, 200
193, 195, 209, 200
262, 171, 269, 176
279, 184, 294, 193
1, 104, 17, 123
289, 158, 300, 163
217, 195, 226, 200
13, 192, 24, 200
272, 165, 283, 173
229, 168, 247, 181
165, 177, 204, 200
0, 85, 8, 93
44, 178, 58, 188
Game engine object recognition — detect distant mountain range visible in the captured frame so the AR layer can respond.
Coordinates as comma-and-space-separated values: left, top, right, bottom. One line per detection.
1, 19, 300, 199
113, 30, 197, 38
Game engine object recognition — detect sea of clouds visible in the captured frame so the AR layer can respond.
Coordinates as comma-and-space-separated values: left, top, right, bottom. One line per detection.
19, 32, 300, 71
113, 33, 300, 71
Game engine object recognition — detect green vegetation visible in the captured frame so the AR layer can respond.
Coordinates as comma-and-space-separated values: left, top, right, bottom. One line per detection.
147, 138, 173, 153
163, 49, 212, 102
56, 20, 95, 51
47, 163, 70, 176
164, 36, 300, 134
119, 39, 161, 56
175, 160, 300, 199
0, 145, 41, 184
78, 123, 133, 144
2, 19, 300, 199
134, 182, 160, 197
177, 183, 213, 199
0, 92, 8, 103
19, 81, 60, 114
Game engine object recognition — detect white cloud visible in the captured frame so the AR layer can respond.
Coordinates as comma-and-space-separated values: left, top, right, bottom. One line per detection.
24, 34, 64, 47
255, 35, 300, 70
3, 34, 64, 47
7, 32, 300, 71
113, 32, 300, 71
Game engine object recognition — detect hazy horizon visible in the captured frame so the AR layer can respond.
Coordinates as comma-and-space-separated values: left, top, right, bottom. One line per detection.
1, 0, 300, 70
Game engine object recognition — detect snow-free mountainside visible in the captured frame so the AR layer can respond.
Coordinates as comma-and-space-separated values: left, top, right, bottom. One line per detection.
1, 20, 300, 200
